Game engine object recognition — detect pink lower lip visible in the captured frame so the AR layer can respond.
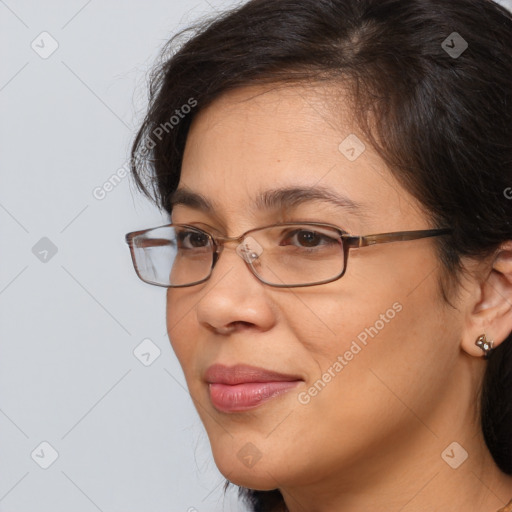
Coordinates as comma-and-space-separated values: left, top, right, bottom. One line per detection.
208, 381, 301, 412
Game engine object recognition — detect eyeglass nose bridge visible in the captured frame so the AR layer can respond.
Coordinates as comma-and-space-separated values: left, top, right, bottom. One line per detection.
208, 231, 265, 277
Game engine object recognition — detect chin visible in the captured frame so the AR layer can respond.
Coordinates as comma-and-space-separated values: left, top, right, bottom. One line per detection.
215, 459, 284, 491
207, 436, 287, 489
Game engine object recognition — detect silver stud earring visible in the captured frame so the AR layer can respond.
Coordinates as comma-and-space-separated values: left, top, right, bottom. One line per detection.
475, 334, 494, 359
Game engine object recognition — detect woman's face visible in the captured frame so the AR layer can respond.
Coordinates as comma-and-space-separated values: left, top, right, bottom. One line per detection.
166, 84, 466, 491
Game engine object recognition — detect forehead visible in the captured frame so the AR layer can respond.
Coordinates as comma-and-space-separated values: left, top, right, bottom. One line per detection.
180, 82, 354, 177
175, 83, 420, 230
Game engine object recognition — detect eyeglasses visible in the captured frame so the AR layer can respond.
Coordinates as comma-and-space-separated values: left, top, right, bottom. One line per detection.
125, 222, 452, 288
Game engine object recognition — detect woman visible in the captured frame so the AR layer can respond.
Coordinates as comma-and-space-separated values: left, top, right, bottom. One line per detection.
125, 0, 512, 510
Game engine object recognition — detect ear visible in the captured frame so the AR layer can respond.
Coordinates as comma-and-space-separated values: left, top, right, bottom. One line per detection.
461, 241, 512, 358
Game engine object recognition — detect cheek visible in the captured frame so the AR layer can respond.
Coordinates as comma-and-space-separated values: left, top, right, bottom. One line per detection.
281, 274, 406, 367
271, 288, 446, 456
286, 247, 451, 407
166, 289, 198, 371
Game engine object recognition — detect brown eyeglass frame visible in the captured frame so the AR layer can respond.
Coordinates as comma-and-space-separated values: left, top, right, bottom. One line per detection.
125, 222, 453, 288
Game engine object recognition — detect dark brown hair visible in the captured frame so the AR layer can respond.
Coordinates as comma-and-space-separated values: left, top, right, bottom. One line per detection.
129, 0, 512, 509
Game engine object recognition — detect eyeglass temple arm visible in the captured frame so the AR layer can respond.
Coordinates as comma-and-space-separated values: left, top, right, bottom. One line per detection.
347, 228, 452, 248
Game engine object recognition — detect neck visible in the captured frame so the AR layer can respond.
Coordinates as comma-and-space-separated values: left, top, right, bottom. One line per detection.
281, 361, 512, 512
282, 431, 511, 512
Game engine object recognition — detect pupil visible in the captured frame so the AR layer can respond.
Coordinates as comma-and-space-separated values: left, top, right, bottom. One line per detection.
190, 232, 208, 247
299, 231, 318, 247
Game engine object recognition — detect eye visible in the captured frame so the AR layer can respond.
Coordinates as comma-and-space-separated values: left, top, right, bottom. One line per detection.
280, 229, 340, 249
176, 229, 211, 249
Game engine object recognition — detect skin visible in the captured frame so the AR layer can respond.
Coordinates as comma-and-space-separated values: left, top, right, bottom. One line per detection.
165, 83, 512, 512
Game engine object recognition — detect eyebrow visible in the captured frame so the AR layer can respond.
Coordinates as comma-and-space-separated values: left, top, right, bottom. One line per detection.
168, 185, 366, 216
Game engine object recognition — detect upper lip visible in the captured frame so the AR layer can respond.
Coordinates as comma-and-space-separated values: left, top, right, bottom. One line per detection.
204, 364, 302, 385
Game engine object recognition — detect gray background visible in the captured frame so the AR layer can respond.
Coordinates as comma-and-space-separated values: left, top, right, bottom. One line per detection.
1, 1, 245, 511
1, 1, 511, 511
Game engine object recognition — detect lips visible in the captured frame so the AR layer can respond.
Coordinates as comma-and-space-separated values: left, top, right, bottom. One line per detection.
204, 364, 302, 413
204, 364, 302, 385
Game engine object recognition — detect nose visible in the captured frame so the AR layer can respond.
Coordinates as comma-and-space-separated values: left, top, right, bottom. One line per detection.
195, 243, 276, 334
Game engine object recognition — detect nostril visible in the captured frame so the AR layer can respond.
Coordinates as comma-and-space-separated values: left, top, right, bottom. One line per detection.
216, 321, 253, 335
